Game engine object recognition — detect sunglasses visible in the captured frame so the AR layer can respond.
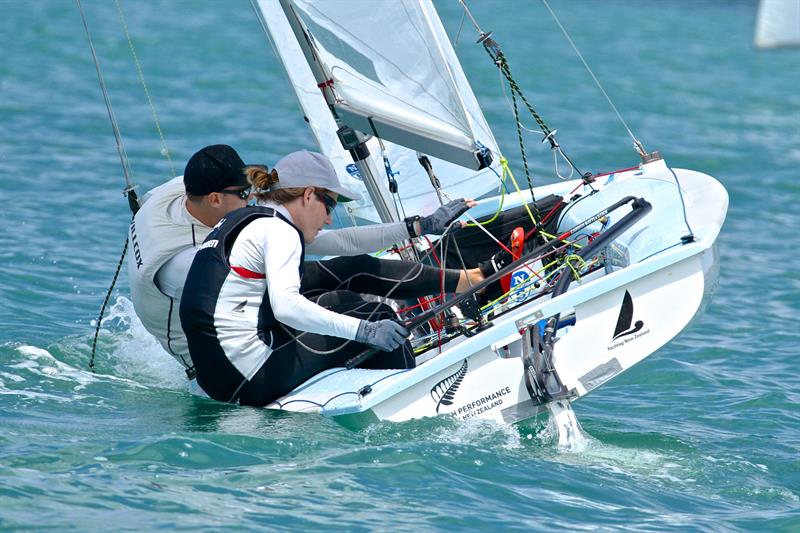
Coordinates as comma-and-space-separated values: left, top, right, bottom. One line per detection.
314, 191, 337, 215
218, 185, 252, 201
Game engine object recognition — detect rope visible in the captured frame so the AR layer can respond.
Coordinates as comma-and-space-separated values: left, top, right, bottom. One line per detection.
667, 167, 696, 241
499, 157, 540, 227
508, 73, 536, 200
479, 243, 569, 313
540, 0, 645, 156
114, 0, 176, 178
89, 232, 129, 372
75, 0, 137, 207
495, 50, 585, 179
562, 253, 587, 282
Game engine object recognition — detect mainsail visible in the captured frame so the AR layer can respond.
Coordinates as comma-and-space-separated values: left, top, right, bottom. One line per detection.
754, 0, 800, 49
252, 0, 503, 224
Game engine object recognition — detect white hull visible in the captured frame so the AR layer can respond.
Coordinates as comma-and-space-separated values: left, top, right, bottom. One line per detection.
268, 159, 728, 428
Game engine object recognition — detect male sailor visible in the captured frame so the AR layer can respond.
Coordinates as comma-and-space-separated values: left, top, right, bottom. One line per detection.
128, 144, 253, 376
129, 145, 482, 381
181, 150, 483, 405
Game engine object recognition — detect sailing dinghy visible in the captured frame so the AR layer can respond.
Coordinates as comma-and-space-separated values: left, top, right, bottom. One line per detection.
248, 0, 728, 431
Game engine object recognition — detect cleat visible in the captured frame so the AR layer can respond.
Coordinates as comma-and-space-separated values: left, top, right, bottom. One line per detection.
500, 227, 525, 293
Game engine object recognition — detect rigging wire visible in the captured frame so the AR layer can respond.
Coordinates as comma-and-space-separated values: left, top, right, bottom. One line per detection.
76, 0, 137, 211
489, 42, 588, 184
114, 0, 177, 178
667, 167, 696, 241
80, 0, 182, 372
540, 0, 646, 157
77, 0, 140, 372
493, 67, 575, 182
457, 0, 591, 231
80, 0, 173, 372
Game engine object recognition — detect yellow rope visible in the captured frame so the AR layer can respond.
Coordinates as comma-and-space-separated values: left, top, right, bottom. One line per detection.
465, 157, 508, 227
478, 257, 561, 312
563, 254, 587, 283
114, 0, 176, 178
502, 157, 539, 226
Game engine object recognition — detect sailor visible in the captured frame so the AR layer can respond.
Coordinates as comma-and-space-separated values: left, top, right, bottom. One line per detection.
180, 150, 480, 406
131, 145, 481, 383
128, 144, 253, 377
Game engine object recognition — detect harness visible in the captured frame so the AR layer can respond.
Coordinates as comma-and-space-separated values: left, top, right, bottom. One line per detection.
180, 206, 306, 401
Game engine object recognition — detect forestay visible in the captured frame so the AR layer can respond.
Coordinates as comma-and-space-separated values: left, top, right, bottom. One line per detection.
253, 0, 503, 224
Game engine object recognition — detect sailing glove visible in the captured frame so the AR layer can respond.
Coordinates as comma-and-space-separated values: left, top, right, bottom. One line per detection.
419, 198, 471, 235
356, 319, 409, 352
479, 249, 513, 278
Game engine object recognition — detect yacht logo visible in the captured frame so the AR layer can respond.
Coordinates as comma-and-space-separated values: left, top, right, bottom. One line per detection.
345, 163, 363, 181
612, 290, 644, 340
231, 300, 248, 313
430, 360, 468, 413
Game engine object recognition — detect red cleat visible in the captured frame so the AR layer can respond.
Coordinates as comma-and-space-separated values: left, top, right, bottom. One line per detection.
500, 227, 524, 294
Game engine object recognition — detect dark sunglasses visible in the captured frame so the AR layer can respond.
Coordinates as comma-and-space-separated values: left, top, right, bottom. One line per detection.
218, 185, 252, 201
314, 191, 337, 215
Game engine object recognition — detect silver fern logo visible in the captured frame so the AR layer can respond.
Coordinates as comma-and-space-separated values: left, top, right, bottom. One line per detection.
430, 360, 468, 413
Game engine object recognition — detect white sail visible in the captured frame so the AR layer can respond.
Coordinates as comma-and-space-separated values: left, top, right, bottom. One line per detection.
755, 0, 800, 48
253, 0, 503, 224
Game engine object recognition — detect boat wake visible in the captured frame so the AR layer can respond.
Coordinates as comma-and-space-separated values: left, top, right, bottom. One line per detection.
0, 342, 148, 409
360, 406, 592, 453
0, 296, 185, 404
91, 296, 186, 389
546, 400, 589, 450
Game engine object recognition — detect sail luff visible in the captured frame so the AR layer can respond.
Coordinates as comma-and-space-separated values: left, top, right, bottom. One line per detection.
255, 0, 400, 224
418, 1, 501, 161
286, 0, 493, 170
255, 0, 505, 224
418, 1, 481, 144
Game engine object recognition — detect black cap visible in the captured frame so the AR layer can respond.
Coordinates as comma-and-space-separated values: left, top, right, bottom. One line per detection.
183, 144, 248, 196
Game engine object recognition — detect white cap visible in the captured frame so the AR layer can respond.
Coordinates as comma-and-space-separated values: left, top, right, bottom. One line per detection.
272, 150, 362, 202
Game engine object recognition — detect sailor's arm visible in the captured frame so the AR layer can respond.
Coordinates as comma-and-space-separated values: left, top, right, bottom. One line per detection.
265, 229, 408, 351
154, 247, 197, 299
265, 229, 361, 340
307, 198, 473, 256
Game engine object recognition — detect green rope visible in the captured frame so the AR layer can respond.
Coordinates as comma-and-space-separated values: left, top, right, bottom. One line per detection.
563, 253, 591, 285
484, 47, 546, 225
483, 43, 585, 192
497, 52, 553, 138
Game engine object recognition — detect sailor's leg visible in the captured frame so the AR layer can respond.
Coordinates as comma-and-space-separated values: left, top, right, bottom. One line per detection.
237, 291, 414, 407
314, 290, 415, 370
301, 255, 463, 299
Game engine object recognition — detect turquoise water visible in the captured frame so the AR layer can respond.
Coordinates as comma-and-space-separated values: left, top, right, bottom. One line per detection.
2, 0, 799, 530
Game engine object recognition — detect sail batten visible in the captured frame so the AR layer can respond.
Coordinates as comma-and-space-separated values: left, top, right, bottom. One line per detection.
254, 0, 503, 223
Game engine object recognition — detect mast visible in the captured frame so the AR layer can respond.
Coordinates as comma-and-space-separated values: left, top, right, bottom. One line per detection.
275, 0, 398, 223
333, 126, 398, 223
253, 0, 503, 225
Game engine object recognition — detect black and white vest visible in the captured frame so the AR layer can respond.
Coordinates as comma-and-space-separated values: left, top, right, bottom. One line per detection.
179, 206, 305, 402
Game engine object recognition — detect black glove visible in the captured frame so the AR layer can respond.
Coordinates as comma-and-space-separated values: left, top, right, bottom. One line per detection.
355, 319, 409, 352
419, 198, 471, 235
479, 249, 513, 278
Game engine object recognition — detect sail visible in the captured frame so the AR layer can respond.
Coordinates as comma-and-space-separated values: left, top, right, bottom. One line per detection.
754, 0, 800, 48
253, 0, 503, 224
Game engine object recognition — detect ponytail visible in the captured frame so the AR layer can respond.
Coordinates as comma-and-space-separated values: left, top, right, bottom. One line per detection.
245, 165, 306, 204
